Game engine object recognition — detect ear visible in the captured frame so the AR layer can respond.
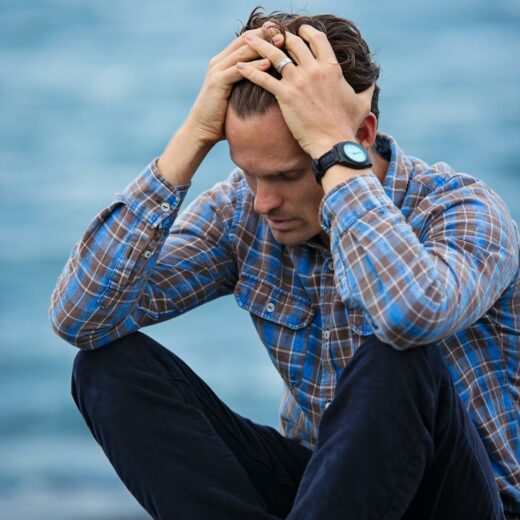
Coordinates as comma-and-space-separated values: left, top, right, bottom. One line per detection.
355, 112, 378, 148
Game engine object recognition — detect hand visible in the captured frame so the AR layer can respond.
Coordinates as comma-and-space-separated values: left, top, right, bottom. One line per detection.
183, 27, 276, 147
236, 25, 375, 158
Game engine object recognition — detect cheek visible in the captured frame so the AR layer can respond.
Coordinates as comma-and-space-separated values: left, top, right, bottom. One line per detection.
243, 174, 256, 193
299, 187, 323, 224
296, 184, 322, 208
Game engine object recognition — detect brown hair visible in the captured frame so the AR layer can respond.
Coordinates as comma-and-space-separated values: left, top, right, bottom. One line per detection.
229, 7, 380, 121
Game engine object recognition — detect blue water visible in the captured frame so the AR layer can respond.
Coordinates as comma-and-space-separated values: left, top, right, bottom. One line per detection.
1, 0, 518, 518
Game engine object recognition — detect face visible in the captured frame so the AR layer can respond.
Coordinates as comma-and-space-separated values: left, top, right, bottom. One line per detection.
225, 106, 326, 246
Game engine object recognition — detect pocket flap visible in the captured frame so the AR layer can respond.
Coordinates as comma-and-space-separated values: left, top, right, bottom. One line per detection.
234, 274, 314, 330
348, 308, 376, 336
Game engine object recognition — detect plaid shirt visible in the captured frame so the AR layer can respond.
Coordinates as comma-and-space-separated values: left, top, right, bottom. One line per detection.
50, 135, 520, 514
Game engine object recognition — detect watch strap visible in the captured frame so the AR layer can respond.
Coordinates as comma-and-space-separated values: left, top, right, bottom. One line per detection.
312, 141, 372, 184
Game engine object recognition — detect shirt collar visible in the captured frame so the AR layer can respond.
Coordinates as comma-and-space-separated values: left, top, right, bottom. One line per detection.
301, 134, 413, 252
380, 133, 414, 210
263, 134, 414, 254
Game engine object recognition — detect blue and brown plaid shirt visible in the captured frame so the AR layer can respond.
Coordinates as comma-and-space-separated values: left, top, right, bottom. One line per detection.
50, 135, 520, 514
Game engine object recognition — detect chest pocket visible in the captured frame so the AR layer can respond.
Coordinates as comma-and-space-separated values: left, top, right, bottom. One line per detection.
347, 308, 376, 336
234, 274, 315, 388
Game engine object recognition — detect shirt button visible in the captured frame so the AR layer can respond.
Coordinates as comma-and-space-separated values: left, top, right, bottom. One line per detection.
324, 400, 332, 410
143, 250, 152, 259
322, 330, 330, 341
160, 202, 171, 212
265, 302, 275, 313
327, 261, 334, 271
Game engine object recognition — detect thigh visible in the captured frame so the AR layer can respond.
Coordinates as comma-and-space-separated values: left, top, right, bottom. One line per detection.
155, 335, 312, 517
167, 351, 310, 515
287, 336, 503, 519
81, 331, 312, 517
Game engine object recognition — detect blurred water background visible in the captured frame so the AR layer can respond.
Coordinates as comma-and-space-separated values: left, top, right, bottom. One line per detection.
0, 0, 519, 518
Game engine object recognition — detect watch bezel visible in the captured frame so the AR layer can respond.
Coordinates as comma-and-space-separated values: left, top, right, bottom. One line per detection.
342, 142, 369, 164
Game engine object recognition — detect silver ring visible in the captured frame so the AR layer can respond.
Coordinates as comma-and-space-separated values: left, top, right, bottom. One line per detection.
275, 56, 294, 74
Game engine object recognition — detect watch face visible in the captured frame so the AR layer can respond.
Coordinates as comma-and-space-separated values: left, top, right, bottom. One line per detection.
343, 142, 368, 163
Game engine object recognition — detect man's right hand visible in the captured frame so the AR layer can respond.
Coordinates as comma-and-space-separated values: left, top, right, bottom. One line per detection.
186, 27, 274, 146
157, 27, 274, 186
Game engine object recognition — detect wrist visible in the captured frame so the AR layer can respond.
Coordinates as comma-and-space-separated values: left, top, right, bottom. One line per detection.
177, 119, 217, 153
309, 135, 358, 159
321, 165, 371, 194
157, 125, 213, 186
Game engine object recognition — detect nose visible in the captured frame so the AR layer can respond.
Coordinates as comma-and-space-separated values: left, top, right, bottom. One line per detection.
253, 181, 283, 215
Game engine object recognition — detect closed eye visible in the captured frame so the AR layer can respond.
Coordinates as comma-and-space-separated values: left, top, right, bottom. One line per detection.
280, 170, 302, 181
241, 169, 303, 182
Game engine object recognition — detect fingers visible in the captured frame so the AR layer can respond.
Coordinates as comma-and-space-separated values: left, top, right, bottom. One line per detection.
210, 26, 284, 70
220, 57, 272, 85
243, 33, 296, 77
281, 31, 315, 67
217, 43, 264, 72
235, 61, 281, 96
244, 26, 337, 71
211, 27, 264, 65
297, 24, 337, 63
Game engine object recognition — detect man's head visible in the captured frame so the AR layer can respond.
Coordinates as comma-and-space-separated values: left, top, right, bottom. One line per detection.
225, 9, 380, 246
229, 8, 380, 121
226, 104, 326, 246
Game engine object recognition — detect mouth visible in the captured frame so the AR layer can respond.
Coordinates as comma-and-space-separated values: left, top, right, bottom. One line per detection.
266, 217, 298, 231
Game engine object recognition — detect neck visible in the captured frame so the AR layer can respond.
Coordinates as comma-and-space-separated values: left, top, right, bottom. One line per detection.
370, 148, 390, 185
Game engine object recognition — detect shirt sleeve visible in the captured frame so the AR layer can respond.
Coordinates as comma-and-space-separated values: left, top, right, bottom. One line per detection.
49, 160, 239, 349
320, 172, 519, 349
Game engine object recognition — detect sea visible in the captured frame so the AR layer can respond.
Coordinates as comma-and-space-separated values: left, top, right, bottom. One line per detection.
0, 0, 518, 518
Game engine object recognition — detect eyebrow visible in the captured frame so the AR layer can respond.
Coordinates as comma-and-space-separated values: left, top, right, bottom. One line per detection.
239, 165, 304, 178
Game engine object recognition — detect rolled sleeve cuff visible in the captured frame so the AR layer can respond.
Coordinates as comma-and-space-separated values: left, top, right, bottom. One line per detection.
118, 159, 191, 229
319, 173, 393, 234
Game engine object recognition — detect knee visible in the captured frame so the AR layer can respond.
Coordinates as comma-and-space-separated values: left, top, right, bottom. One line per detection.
71, 332, 174, 423
72, 331, 159, 395
354, 335, 447, 375
336, 335, 450, 402
72, 331, 186, 398
73, 332, 136, 380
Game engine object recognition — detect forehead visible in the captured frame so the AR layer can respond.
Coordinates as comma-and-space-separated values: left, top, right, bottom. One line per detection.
225, 106, 309, 177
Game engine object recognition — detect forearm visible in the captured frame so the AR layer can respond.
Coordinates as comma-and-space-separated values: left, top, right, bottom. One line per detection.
157, 121, 213, 186
321, 175, 518, 349
49, 162, 190, 349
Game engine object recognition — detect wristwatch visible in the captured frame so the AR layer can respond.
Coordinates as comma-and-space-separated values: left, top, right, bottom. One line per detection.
312, 141, 372, 184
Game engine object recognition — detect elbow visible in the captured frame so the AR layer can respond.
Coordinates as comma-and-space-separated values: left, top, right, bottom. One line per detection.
375, 320, 446, 351
375, 294, 453, 351
49, 297, 134, 351
49, 307, 87, 349
48, 296, 93, 350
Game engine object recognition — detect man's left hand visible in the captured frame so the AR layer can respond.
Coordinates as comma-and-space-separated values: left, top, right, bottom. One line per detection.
236, 24, 375, 159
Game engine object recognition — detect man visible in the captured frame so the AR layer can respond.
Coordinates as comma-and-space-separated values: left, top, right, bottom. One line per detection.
50, 8, 519, 519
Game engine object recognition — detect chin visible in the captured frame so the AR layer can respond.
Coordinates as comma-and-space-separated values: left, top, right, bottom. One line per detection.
271, 229, 313, 246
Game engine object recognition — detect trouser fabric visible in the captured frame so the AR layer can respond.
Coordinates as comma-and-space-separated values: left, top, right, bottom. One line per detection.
71, 332, 504, 519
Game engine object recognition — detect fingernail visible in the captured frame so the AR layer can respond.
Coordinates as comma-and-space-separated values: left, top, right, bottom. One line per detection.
246, 33, 256, 41
272, 34, 283, 43
260, 59, 269, 66
236, 62, 245, 69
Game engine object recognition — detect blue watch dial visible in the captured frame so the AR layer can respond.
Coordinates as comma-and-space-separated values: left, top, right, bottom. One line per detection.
343, 142, 368, 163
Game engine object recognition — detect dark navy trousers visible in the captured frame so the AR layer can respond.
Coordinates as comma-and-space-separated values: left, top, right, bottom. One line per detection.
71, 332, 504, 519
